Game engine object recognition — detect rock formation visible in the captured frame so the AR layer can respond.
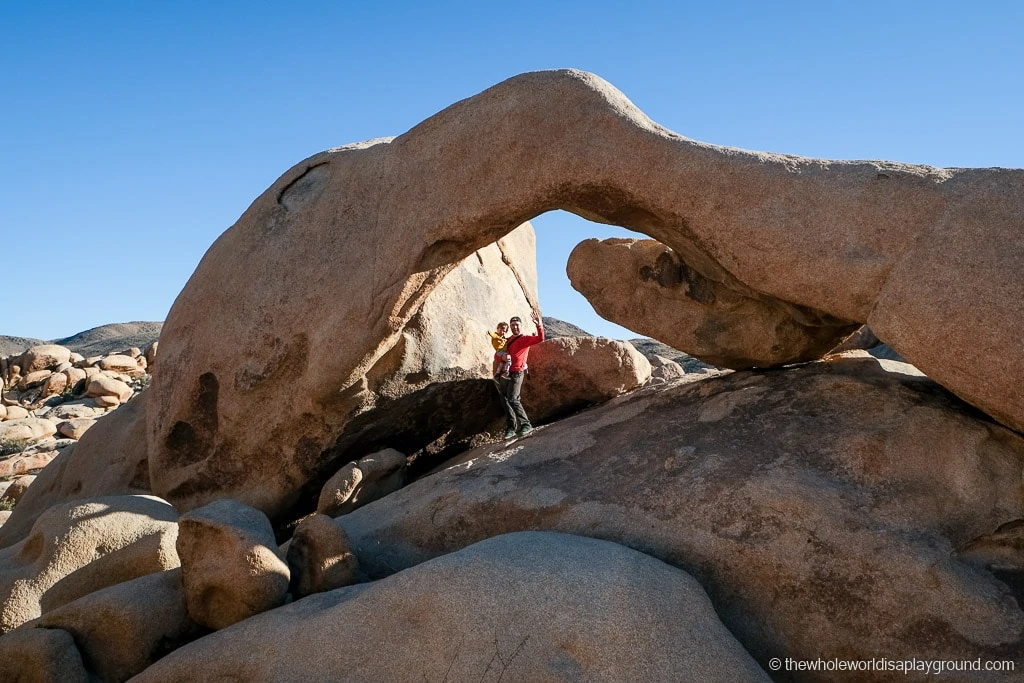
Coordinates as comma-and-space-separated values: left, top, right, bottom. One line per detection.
0, 69, 1022, 681
334, 359, 1024, 670
146, 69, 1023, 521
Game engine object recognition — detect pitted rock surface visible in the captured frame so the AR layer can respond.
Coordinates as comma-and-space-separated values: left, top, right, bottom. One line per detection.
149, 69, 1024, 519
568, 238, 857, 368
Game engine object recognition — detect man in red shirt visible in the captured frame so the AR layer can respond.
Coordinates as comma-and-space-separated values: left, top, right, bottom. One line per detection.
497, 311, 545, 439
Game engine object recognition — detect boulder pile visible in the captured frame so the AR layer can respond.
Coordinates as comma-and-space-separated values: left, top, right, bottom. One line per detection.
0, 343, 155, 484
0, 70, 1022, 680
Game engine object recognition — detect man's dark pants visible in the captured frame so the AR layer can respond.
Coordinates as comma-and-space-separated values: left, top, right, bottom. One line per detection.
497, 371, 531, 431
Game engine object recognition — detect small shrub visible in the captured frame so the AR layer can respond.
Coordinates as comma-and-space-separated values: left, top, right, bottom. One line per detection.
0, 439, 26, 458
0, 498, 14, 512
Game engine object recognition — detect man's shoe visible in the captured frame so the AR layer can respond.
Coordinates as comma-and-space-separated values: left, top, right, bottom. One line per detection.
518, 424, 534, 437
503, 429, 517, 440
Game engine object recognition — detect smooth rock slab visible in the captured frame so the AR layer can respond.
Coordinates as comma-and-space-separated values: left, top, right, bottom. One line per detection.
136, 532, 768, 682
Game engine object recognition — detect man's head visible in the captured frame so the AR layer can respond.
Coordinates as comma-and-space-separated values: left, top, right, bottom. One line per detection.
509, 316, 522, 335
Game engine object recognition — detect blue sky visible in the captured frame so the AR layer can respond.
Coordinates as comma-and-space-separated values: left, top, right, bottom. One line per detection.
2, 1, 1021, 340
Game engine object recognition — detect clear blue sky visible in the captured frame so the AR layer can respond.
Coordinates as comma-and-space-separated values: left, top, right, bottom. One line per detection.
3, 1, 1021, 340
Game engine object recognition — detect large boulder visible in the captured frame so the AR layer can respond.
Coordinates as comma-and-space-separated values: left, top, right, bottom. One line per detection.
568, 238, 856, 369
176, 499, 289, 630
147, 69, 1024, 524
335, 358, 1024, 671
0, 390, 151, 549
135, 532, 769, 682
0, 494, 179, 633
28, 568, 198, 682
521, 335, 652, 423
151, 223, 537, 517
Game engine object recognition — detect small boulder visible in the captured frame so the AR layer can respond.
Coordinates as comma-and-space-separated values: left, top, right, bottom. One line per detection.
99, 354, 141, 374
57, 419, 96, 440
4, 405, 29, 420
62, 367, 87, 388
18, 369, 52, 391
317, 448, 406, 516
85, 375, 133, 404
40, 372, 69, 398
0, 450, 57, 478
651, 355, 687, 381
286, 513, 359, 598
176, 499, 290, 630
45, 399, 104, 420
0, 475, 36, 507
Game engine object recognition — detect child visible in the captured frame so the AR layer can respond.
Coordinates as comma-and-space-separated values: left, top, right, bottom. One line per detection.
488, 322, 512, 378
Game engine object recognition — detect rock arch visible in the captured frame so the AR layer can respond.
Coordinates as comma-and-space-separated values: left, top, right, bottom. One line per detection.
149, 69, 1024, 518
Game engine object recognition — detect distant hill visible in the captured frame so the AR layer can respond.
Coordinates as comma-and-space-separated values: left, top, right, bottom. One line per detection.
0, 335, 47, 358
53, 322, 163, 357
1, 322, 163, 359
627, 338, 717, 373
541, 317, 592, 338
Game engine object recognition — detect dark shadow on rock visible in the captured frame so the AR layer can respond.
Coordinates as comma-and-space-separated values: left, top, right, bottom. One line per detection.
280, 378, 508, 529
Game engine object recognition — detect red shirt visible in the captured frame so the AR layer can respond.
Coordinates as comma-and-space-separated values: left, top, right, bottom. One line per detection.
505, 325, 544, 372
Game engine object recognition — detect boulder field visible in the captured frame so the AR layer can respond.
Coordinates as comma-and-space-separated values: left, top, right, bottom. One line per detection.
0, 69, 1022, 681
